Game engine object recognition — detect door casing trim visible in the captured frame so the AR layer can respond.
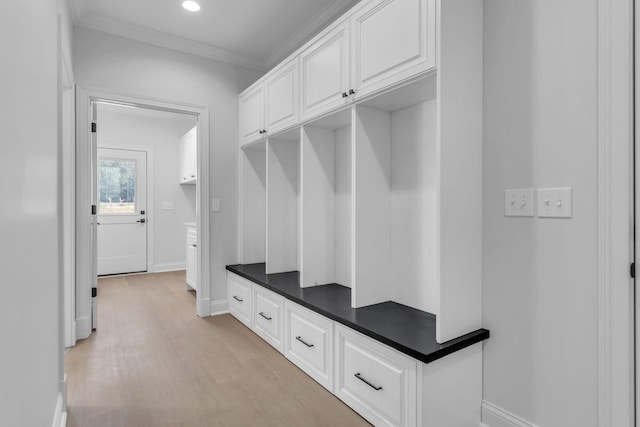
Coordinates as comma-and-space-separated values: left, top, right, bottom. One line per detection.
75, 86, 211, 341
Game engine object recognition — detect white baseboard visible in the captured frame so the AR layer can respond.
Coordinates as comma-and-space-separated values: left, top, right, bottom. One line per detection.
59, 374, 67, 409
197, 297, 211, 317
52, 392, 67, 427
152, 262, 186, 273
76, 315, 91, 340
211, 299, 228, 316
481, 401, 538, 427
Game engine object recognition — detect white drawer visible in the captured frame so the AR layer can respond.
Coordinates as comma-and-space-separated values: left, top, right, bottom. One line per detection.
252, 285, 285, 353
227, 272, 252, 327
335, 324, 417, 427
284, 301, 334, 392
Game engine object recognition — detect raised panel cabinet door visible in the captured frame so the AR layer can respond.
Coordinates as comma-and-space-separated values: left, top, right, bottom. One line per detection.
228, 273, 253, 327
252, 286, 285, 353
184, 127, 197, 182
335, 325, 417, 427
179, 127, 197, 184
265, 59, 299, 135
300, 21, 350, 121
186, 230, 197, 291
351, 0, 436, 99
284, 301, 334, 392
239, 84, 265, 146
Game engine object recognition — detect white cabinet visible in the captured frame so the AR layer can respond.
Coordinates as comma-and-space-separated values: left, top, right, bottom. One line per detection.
185, 224, 197, 291
351, 0, 436, 99
300, 21, 351, 121
284, 301, 334, 392
265, 59, 299, 135
239, 84, 265, 146
179, 126, 197, 184
252, 285, 285, 353
239, 0, 436, 138
228, 272, 253, 327
335, 324, 417, 427
240, 59, 299, 146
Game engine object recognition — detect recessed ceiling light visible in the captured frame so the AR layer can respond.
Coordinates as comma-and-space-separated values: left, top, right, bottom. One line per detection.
182, 1, 201, 12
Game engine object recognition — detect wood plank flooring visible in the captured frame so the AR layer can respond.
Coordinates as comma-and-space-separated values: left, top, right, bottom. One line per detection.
66, 271, 370, 427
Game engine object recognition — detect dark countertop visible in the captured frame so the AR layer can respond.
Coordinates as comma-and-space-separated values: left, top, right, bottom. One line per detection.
226, 263, 489, 364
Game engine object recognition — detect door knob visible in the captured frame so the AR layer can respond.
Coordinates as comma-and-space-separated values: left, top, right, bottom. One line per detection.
136, 218, 146, 223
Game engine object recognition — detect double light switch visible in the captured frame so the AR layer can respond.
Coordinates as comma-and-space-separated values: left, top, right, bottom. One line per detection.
504, 188, 572, 218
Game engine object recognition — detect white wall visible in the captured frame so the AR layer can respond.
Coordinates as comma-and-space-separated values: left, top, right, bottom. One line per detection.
482, 1, 599, 426
0, 0, 72, 425
98, 105, 197, 272
74, 26, 263, 304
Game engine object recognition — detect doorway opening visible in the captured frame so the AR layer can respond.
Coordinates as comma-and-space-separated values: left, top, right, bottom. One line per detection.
72, 87, 211, 344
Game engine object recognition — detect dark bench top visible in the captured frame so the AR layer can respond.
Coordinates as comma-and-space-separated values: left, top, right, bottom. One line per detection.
227, 263, 489, 364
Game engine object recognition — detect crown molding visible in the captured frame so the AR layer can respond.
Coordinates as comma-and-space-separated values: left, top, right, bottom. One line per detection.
73, 14, 267, 71
264, 0, 357, 69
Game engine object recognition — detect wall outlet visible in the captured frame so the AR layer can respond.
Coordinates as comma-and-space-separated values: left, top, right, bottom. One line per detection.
537, 188, 572, 218
504, 189, 535, 217
211, 198, 221, 212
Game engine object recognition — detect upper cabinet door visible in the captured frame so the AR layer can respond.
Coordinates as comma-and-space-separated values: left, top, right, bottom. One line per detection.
179, 127, 197, 184
265, 59, 299, 135
300, 21, 350, 121
239, 84, 265, 146
351, 0, 436, 99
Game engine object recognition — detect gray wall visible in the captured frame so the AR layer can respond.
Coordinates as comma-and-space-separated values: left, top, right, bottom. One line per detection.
0, 0, 72, 425
74, 26, 263, 303
482, 1, 599, 425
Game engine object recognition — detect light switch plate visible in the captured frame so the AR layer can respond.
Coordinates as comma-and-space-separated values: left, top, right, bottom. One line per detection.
504, 189, 535, 217
211, 198, 221, 212
537, 188, 572, 218
162, 201, 174, 210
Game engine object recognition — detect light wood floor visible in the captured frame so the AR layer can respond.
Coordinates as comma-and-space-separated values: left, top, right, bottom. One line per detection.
66, 271, 370, 427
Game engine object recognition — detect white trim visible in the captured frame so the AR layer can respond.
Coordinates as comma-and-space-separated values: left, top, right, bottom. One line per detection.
52, 392, 67, 427
76, 86, 212, 340
264, 0, 356, 69
73, 19, 266, 71
597, 2, 614, 423
210, 299, 229, 316
153, 262, 186, 273
480, 401, 538, 427
598, 0, 636, 426
75, 315, 91, 339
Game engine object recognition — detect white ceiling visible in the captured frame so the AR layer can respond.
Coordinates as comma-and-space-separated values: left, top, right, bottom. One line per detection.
71, 0, 360, 70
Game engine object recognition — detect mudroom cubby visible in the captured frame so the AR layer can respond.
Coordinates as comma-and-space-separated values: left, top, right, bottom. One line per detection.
233, 0, 486, 425
266, 129, 300, 274
240, 141, 266, 265
351, 78, 437, 312
300, 108, 352, 289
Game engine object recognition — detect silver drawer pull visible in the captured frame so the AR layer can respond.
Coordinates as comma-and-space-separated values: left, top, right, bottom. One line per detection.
354, 373, 382, 391
259, 312, 272, 320
232, 296, 243, 302
295, 336, 314, 348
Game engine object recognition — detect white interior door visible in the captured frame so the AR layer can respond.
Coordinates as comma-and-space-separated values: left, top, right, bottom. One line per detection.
97, 148, 148, 275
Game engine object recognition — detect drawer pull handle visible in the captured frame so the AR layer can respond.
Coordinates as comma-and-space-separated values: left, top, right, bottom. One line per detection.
295, 336, 314, 348
259, 312, 272, 320
232, 296, 243, 302
354, 373, 382, 391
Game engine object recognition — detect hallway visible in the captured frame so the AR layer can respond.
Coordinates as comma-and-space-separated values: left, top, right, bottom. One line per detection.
65, 271, 370, 426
